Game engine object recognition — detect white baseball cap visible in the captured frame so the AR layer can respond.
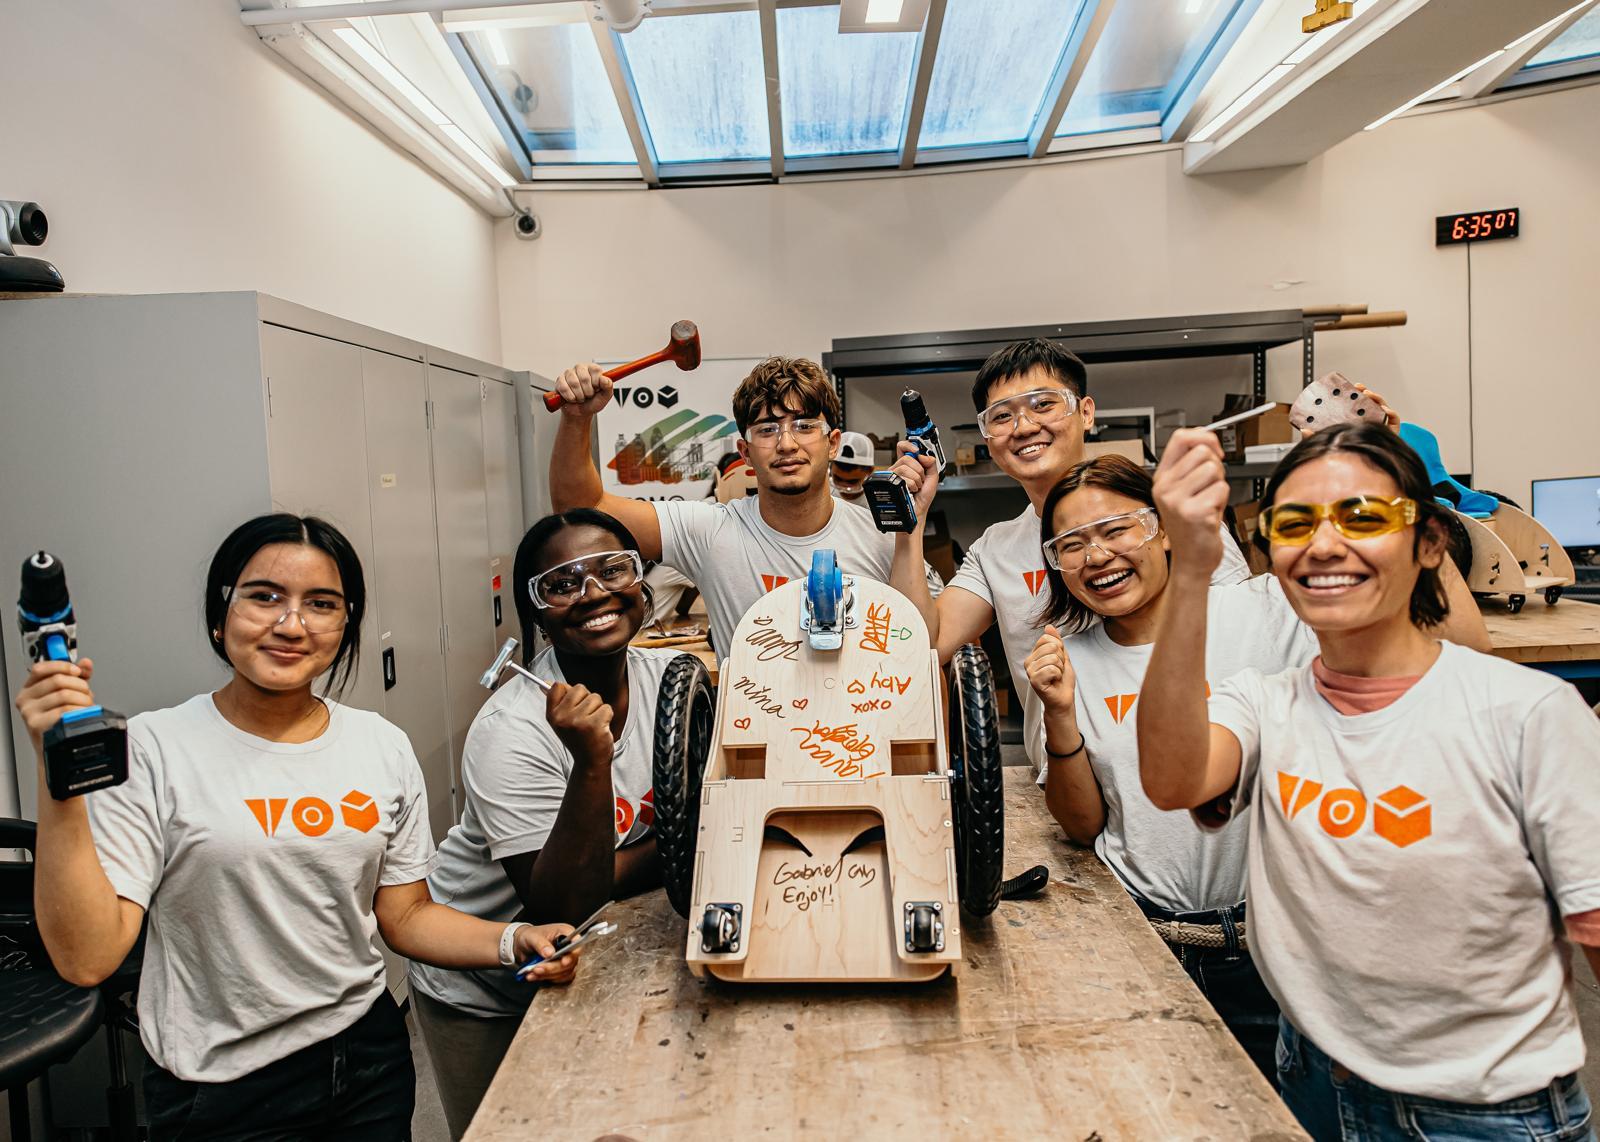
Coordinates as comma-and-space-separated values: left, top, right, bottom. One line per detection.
835, 431, 875, 467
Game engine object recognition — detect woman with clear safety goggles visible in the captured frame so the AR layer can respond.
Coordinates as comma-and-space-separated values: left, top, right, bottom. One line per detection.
409, 507, 693, 1138
14, 513, 582, 1142
1025, 454, 1310, 1078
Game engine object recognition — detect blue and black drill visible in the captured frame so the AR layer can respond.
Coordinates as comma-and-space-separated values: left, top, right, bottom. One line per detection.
18, 552, 127, 800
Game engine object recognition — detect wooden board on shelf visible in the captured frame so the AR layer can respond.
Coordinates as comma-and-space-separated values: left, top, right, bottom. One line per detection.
466, 770, 1306, 1141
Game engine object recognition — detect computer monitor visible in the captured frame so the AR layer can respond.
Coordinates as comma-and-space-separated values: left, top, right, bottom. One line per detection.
1531, 475, 1600, 553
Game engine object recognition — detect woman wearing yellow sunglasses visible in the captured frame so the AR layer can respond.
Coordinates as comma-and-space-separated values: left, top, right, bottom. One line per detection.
1138, 423, 1600, 1141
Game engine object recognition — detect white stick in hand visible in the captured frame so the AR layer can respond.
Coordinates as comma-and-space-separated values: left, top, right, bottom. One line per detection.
1200, 403, 1277, 433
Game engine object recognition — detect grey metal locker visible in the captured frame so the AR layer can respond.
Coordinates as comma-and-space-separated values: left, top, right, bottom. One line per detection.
0, 293, 517, 851
427, 365, 498, 802
481, 375, 525, 647
260, 324, 386, 718
358, 348, 454, 842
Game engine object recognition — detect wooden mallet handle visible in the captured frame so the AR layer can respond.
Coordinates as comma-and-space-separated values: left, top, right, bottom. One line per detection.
544, 320, 700, 411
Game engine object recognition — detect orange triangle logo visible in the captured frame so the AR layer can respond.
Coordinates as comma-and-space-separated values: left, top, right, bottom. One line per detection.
245, 797, 288, 837
1276, 772, 1322, 819
1023, 569, 1048, 595
761, 574, 789, 592
1103, 693, 1138, 723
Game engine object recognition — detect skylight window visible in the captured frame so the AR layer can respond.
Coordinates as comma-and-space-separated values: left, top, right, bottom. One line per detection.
617, 10, 770, 164
1057, 0, 1251, 135
919, 0, 1088, 150
777, 4, 917, 157
461, 23, 636, 164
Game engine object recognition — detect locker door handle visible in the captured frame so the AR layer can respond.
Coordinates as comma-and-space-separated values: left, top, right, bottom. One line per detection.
382, 647, 397, 691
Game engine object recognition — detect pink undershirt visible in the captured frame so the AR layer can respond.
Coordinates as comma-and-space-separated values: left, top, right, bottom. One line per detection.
1310, 657, 1600, 945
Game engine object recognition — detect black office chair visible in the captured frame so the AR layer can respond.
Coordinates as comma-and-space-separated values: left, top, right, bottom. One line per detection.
0, 819, 105, 1142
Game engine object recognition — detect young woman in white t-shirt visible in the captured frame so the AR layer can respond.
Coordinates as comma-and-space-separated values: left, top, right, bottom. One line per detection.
409, 508, 686, 1139
1023, 454, 1312, 1074
15, 514, 580, 1141
1138, 425, 1600, 1140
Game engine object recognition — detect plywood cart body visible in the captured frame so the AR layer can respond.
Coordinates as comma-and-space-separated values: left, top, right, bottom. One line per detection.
1452, 502, 1575, 613
649, 559, 1003, 983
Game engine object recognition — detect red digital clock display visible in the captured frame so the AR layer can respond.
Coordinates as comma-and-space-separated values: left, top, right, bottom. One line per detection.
1436, 208, 1519, 246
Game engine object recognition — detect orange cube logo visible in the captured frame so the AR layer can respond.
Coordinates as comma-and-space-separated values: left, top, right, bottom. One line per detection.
340, 790, 380, 833
1373, 785, 1431, 848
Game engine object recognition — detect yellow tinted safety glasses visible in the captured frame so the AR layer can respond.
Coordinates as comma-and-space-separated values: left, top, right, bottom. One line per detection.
1260, 496, 1418, 546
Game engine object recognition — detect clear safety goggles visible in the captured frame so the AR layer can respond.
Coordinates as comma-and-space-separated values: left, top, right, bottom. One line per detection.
528, 550, 644, 609
1042, 508, 1159, 571
977, 388, 1079, 440
223, 585, 349, 634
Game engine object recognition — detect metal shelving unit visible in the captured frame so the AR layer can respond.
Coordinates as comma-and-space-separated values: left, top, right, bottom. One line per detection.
823, 309, 1313, 495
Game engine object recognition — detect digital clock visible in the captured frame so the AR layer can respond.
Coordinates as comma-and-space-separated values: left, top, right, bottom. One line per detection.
1436, 208, 1519, 246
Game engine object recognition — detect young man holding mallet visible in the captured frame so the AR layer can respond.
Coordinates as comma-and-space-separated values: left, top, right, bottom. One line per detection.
548, 357, 941, 657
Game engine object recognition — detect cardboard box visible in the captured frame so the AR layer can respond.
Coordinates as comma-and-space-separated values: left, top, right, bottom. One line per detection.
1223, 403, 1294, 460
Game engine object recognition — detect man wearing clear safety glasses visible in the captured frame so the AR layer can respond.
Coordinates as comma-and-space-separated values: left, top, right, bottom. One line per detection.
889, 339, 1252, 771
548, 356, 943, 657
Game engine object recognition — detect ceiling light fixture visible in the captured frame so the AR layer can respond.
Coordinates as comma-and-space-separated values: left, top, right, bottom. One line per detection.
442, 123, 519, 187
333, 27, 450, 124
1364, 48, 1504, 130
839, 0, 929, 33
1191, 64, 1293, 142
330, 27, 519, 187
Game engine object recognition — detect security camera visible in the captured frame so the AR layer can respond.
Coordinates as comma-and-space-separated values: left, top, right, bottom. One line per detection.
514, 211, 541, 241
0, 200, 48, 256
0, 199, 63, 292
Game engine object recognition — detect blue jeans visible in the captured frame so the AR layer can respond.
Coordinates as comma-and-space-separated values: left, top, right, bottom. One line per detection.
1276, 1016, 1596, 1141
1131, 895, 1280, 1078
142, 991, 414, 1141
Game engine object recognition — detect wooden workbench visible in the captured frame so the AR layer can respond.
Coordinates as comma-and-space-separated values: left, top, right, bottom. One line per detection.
468, 770, 1305, 1141
1482, 598, 1600, 668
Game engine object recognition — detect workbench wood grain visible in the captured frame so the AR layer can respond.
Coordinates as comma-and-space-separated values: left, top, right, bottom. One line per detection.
467, 770, 1306, 1141
1482, 598, 1600, 665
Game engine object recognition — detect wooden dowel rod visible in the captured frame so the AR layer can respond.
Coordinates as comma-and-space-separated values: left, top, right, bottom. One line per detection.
1314, 310, 1408, 332
1302, 304, 1369, 317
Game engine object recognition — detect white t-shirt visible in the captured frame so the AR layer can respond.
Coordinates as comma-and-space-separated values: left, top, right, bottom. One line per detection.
656, 495, 943, 656
1040, 575, 1316, 912
408, 646, 681, 1017
951, 504, 1250, 769
1209, 642, 1600, 1103
86, 695, 437, 1082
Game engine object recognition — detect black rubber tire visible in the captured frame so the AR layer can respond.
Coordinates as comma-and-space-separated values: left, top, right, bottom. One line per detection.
1508, 594, 1526, 615
651, 655, 715, 918
949, 644, 1004, 918
1545, 586, 1563, 606
1478, 489, 1523, 511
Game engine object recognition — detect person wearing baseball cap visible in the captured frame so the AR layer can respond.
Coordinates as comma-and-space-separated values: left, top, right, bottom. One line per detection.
830, 431, 875, 502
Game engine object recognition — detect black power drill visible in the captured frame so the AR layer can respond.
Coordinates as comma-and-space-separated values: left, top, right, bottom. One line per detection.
864, 389, 947, 533
17, 553, 128, 800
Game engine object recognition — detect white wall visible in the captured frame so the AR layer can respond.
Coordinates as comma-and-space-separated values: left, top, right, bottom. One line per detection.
496, 80, 1600, 506
1, 0, 502, 362
0, 0, 504, 814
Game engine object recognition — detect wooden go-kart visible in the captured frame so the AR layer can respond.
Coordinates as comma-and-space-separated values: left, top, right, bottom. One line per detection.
649, 551, 1004, 982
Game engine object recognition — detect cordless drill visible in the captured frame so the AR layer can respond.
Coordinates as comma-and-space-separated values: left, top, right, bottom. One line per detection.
864, 389, 947, 533
17, 552, 128, 800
